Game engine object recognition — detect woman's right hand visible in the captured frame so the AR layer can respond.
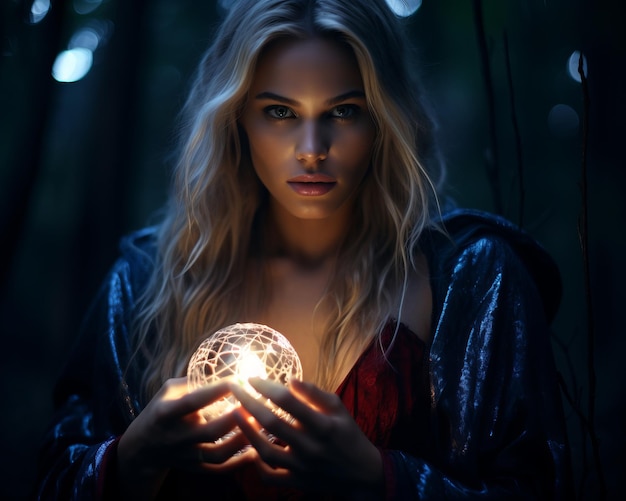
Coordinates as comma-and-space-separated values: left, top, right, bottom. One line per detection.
116, 377, 250, 499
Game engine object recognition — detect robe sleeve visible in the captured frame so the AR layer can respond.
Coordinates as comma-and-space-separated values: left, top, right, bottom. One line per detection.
381, 225, 572, 499
36, 230, 154, 500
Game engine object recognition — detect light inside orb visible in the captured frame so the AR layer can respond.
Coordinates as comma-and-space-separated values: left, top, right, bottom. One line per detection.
235, 348, 267, 385
187, 323, 302, 422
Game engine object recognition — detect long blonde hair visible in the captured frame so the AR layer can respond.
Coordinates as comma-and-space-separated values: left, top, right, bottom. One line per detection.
133, 0, 444, 400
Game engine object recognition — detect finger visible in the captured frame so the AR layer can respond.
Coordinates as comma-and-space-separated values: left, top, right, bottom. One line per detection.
288, 379, 345, 414
234, 407, 295, 471
254, 460, 295, 487
167, 380, 233, 418
246, 378, 316, 424
249, 378, 341, 433
192, 408, 241, 444
197, 429, 250, 465
200, 445, 256, 473
159, 377, 189, 397
230, 383, 300, 442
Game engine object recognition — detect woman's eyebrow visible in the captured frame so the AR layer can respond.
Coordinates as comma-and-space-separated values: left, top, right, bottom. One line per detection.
326, 90, 366, 106
254, 91, 299, 106
254, 89, 366, 106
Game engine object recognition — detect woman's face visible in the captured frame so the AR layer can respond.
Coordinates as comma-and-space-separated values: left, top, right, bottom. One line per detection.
239, 37, 376, 221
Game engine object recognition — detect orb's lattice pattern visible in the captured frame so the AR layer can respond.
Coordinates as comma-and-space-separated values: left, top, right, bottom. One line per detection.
187, 323, 302, 421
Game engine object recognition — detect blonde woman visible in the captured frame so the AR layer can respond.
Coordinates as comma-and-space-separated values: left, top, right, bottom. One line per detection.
37, 0, 572, 499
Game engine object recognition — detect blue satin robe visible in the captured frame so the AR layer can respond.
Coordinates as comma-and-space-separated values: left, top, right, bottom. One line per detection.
36, 209, 573, 499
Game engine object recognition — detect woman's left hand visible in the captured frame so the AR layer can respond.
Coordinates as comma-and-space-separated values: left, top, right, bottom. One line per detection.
230, 377, 383, 498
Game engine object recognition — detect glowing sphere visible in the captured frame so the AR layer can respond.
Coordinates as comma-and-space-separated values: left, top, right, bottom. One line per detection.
187, 323, 302, 421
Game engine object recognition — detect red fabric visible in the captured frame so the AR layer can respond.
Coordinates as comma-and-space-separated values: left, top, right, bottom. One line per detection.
336, 322, 429, 500
336, 321, 427, 448
379, 450, 399, 501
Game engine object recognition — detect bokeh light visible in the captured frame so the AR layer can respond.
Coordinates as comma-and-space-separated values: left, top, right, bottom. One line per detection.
51, 48, 93, 83
73, 0, 104, 15
69, 28, 100, 51
51, 20, 113, 83
568, 50, 588, 83
29, 0, 51, 24
386, 0, 422, 17
547, 104, 580, 138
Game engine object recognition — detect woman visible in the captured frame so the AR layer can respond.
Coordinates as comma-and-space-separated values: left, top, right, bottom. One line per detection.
36, 0, 572, 499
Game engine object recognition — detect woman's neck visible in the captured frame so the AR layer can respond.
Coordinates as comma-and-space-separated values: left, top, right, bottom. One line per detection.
264, 200, 353, 267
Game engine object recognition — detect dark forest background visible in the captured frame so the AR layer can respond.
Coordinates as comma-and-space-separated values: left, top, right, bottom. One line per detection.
1, 0, 624, 499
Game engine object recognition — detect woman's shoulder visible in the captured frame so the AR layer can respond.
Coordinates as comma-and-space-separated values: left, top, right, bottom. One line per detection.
119, 225, 158, 257
421, 208, 561, 322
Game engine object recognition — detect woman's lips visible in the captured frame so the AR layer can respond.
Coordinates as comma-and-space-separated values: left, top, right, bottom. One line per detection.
287, 174, 336, 196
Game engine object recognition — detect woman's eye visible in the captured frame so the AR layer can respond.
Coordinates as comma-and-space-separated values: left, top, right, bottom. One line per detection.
265, 105, 295, 119
330, 104, 359, 120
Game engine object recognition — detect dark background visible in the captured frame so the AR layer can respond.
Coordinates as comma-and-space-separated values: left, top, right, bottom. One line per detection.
1, 0, 624, 499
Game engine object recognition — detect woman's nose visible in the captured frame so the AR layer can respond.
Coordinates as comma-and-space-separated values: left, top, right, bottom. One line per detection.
295, 120, 328, 167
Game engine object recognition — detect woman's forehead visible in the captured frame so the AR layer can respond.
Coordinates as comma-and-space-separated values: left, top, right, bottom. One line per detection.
249, 37, 365, 99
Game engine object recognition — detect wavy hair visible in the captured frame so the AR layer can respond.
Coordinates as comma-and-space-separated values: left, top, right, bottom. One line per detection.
133, 0, 444, 399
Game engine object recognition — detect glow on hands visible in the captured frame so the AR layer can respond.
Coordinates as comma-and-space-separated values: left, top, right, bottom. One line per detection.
229, 377, 384, 497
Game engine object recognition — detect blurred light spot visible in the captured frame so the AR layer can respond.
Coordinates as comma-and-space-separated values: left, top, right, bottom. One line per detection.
52, 48, 93, 83
69, 28, 100, 51
29, 0, 51, 24
68, 20, 113, 52
568, 51, 588, 83
87, 19, 115, 46
73, 0, 103, 15
548, 104, 579, 138
386, 0, 422, 17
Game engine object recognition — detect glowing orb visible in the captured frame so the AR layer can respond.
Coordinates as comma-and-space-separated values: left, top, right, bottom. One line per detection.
187, 323, 302, 421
